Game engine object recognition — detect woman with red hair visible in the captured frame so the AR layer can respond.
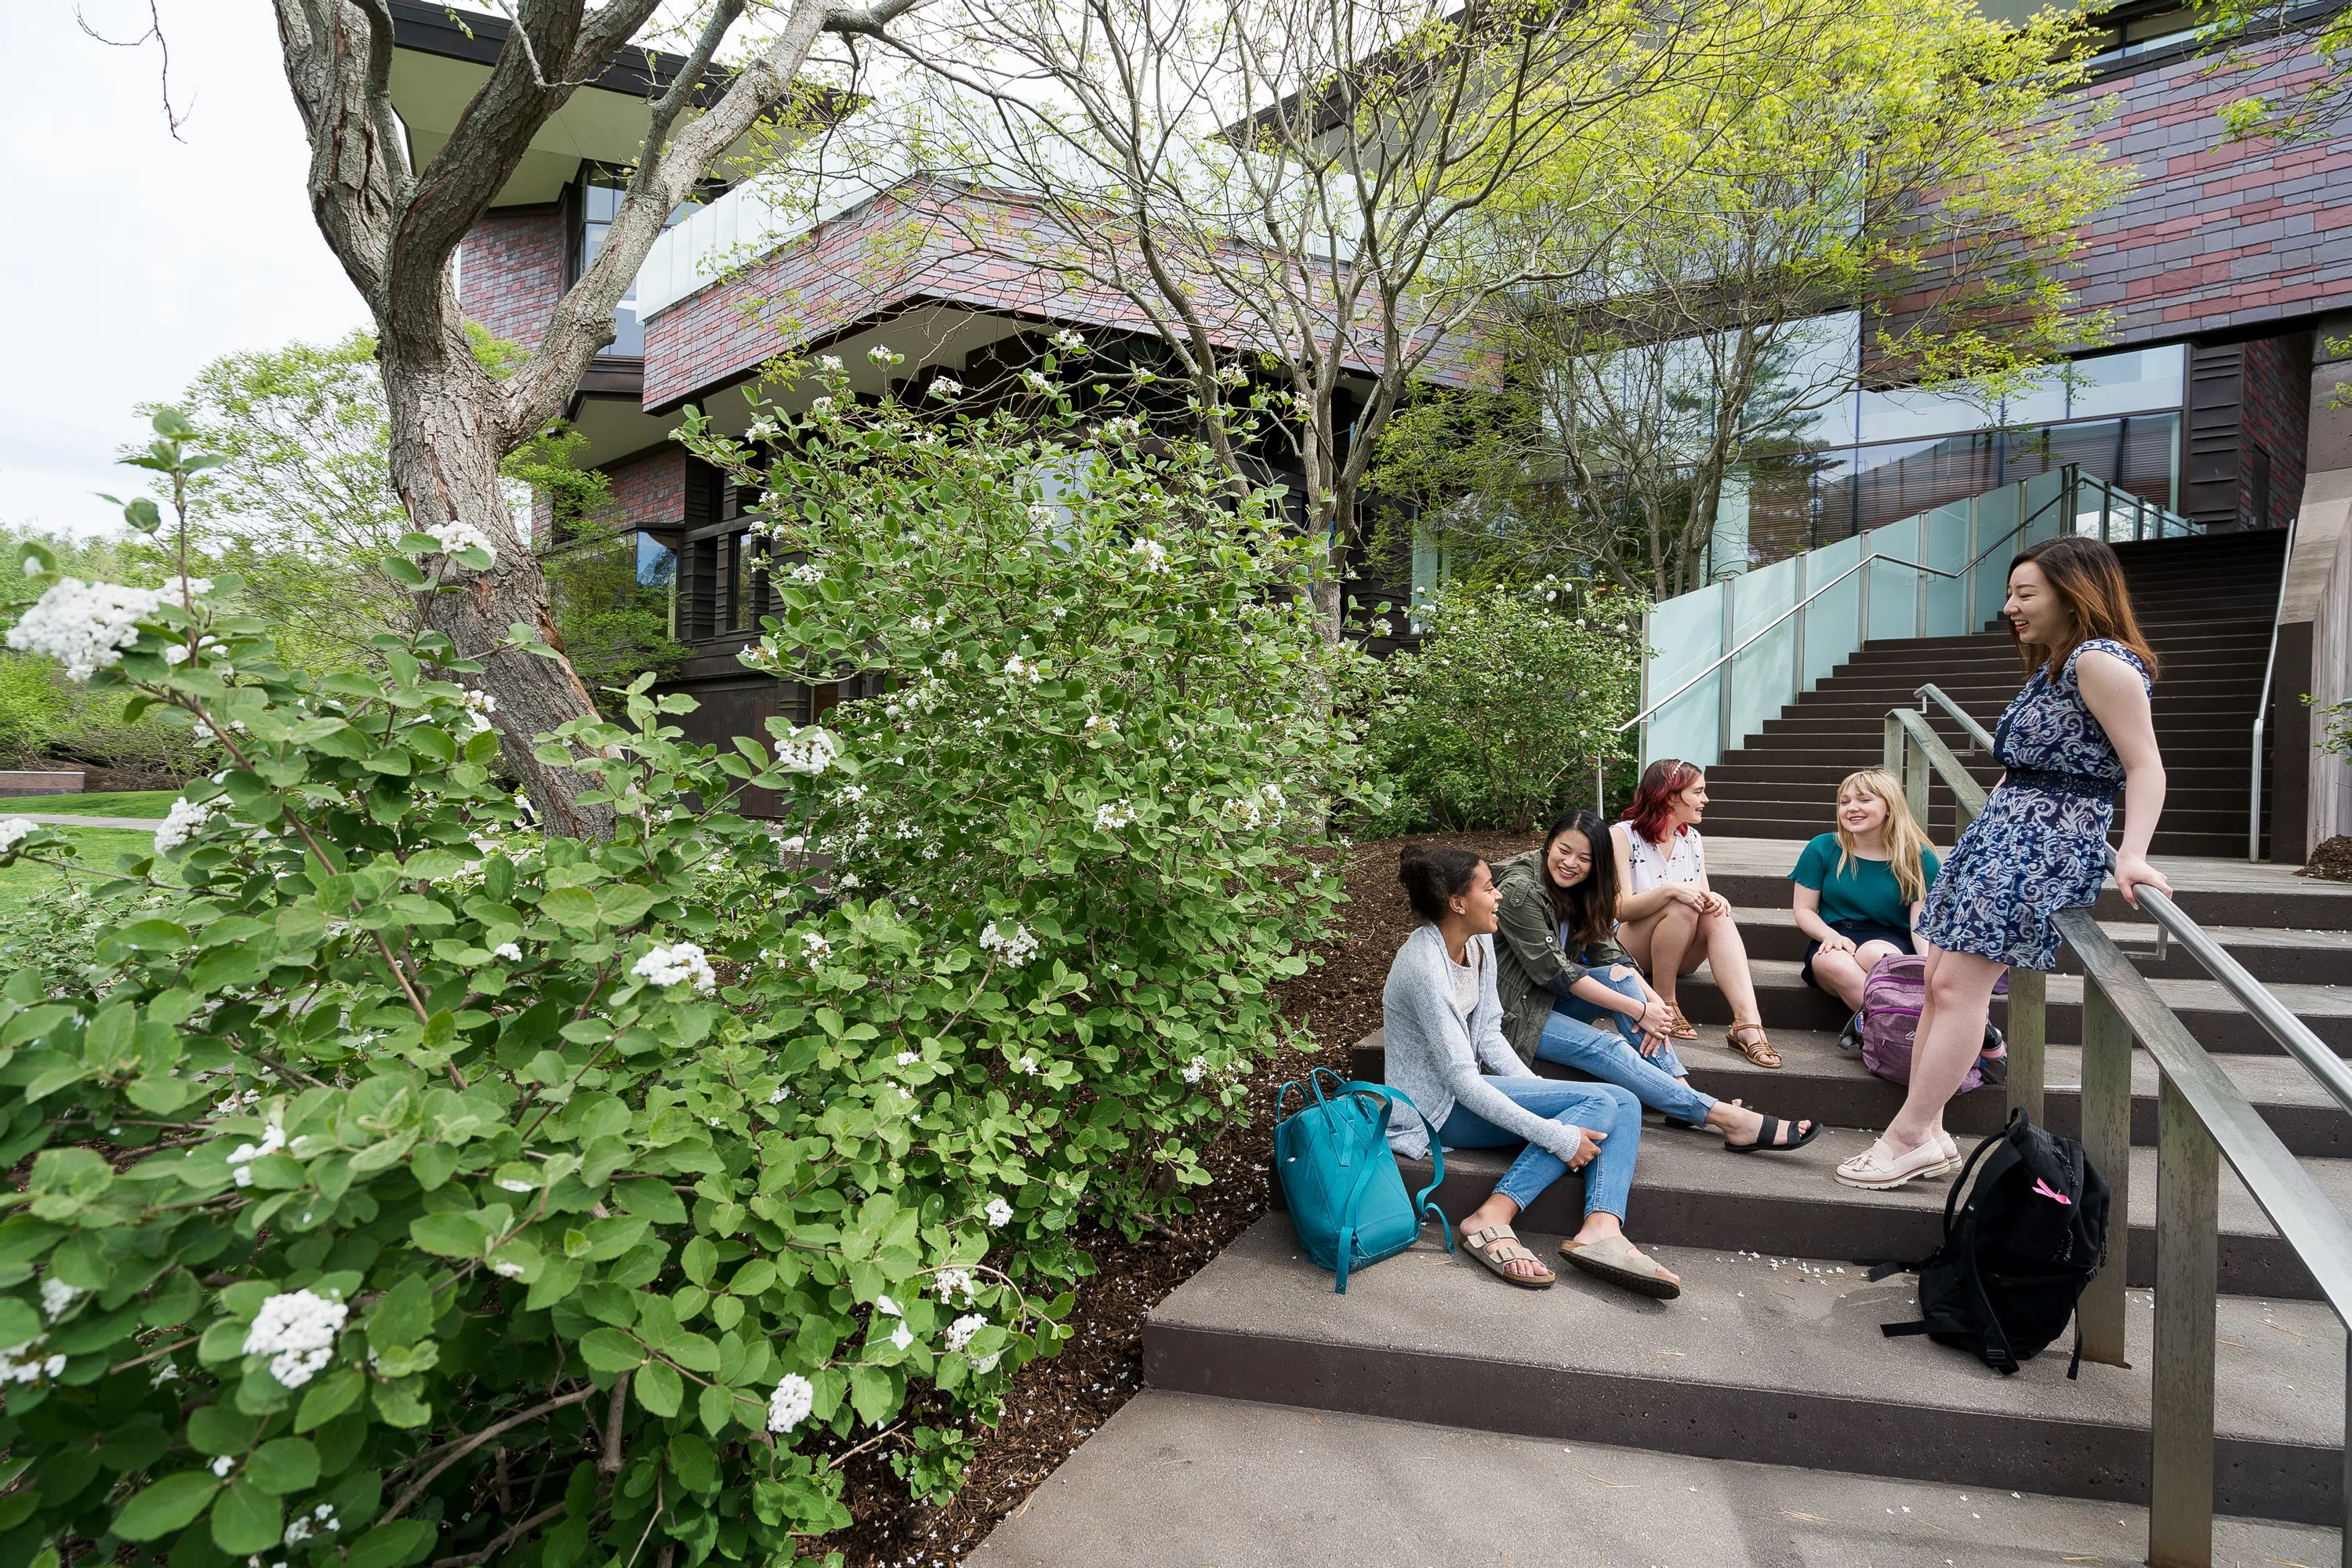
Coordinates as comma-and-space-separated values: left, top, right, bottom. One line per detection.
1610, 760, 1778, 1068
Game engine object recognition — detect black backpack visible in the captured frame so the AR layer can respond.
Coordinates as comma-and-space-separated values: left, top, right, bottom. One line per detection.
1871, 1111, 2111, 1377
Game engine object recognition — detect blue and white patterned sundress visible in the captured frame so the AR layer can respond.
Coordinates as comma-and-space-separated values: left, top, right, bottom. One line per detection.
1915, 637, 2148, 971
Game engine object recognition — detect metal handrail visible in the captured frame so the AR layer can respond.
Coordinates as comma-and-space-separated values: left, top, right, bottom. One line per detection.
1913, 681, 1995, 751
2249, 514, 2297, 861
1886, 699, 2352, 1563
1621, 475, 2074, 735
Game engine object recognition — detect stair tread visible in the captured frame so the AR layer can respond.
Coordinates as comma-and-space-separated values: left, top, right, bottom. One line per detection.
1727, 903, 2352, 958
1149, 1216, 2344, 1448
1713, 956, 2352, 1020
1408, 1124, 2352, 1250
968, 1391, 2342, 1568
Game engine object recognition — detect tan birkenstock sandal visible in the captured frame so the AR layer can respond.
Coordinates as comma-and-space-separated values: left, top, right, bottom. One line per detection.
1726, 1022, 1782, 1069
1462, 1224, 1555, 1289
1559, 1233, 1681, 1300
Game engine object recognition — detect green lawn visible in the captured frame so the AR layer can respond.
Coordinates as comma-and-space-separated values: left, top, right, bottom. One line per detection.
0, 825, 180, 916
0, 789, 178, 818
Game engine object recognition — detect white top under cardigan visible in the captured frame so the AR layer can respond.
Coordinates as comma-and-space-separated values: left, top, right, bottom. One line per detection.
1380, 924, 1592, 1165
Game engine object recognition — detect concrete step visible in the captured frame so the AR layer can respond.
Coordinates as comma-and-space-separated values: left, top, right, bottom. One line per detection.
1352, 1025, 2350, 1158
1664, 956, 2352, 1055
1723, 902, 2352, 985
1693, 815, 2255, 858
1693, 839, 2352, 927
1144, 1218, 2345, 1524
969, 1390, 2343, 1567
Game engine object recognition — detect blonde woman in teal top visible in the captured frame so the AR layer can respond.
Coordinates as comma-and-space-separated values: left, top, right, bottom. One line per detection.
1789, 769, 1940, 1029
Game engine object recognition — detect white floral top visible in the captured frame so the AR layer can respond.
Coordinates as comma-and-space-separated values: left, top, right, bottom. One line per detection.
1614, 820, 1702, 895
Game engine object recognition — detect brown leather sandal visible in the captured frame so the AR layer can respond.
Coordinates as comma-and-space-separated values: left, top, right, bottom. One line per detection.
1663, 1004, 1699, 1040
1726, 1022, 1782, 1069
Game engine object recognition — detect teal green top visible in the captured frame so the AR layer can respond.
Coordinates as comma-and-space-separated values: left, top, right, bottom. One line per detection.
1789, 833, 1940, 931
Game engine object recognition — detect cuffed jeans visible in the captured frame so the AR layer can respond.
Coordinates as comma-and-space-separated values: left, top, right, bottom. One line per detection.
1536, 977, 1717, 1130
1438, 1077, 1640, 1220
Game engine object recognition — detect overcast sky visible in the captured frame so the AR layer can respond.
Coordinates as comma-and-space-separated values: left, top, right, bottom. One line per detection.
1, 0, 369, 538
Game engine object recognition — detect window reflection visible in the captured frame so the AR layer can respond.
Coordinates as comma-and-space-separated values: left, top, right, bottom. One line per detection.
578, 167, 714, 359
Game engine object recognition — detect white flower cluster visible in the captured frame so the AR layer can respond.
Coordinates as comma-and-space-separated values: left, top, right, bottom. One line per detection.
1227, 782, 1288, 831
946, 1314, 987, 1353
1019, 368, 1056, 395
0, 818, 36, 854
154, 795, 221, 855
1129, 538, 1168, 572
243, 1289, 348, 1389
768, 1372, 815, 1433
1097, 415, 1143, 443
426, 519, 498, 559
985, 1196, 1015, 1228
453, 688, 497, 738
283, 1504, 341, 1545
840, 782, 867, 804
908, 613, 939, 634
979, 920, 1039, 967
799, 931, 833, 965
633, 942, 717, 993
934, 1267, 978, 1305
1016, 1054, 1040, 1076
1051, 329, 1087, 354
867, 344, 902, 365
1217, 362, 1249, 387
227, 1122, 287, 1188
0, 1340, 65, 1384
810, 396, 836, 416
744, 418, 780, 441
1093, 800, 1135, 830
818, 354, 844, 372
1003, 654, 1043, 684
492, 942, 523, 963
41, 1277, 84, 1319
1182, 1056, 1209, 1084
928, 376, 964, 400
1083, 714, 1117, 735
1026, 502, 1058, 528
774, 725, 840, 775
7, 576, 209, 681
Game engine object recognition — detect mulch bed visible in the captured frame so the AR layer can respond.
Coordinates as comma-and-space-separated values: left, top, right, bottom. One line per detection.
806, 832, 1539, 1567
2300, 834, 2352, 883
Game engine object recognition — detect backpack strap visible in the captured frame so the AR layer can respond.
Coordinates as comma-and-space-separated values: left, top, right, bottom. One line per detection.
1345, 1082, 1456, 1254
1327, 1087, 1396, 1294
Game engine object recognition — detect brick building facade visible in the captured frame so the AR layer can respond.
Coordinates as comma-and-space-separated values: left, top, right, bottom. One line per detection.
457, 209, 567, 352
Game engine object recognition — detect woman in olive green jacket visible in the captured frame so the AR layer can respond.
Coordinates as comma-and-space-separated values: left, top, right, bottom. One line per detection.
1494, 811, 1819, 1153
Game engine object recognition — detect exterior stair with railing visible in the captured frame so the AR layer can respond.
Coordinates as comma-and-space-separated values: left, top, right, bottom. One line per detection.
1700, 528, 2289, 858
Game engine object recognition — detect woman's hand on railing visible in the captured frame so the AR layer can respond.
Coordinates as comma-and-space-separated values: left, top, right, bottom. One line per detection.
2114, 851, 2174, 909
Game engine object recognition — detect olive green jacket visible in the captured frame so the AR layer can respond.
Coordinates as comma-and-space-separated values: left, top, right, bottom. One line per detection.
1492, 849, 1631, 1065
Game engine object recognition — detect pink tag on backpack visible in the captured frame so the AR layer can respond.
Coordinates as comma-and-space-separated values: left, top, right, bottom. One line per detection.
2031, 1178, 2073, 1206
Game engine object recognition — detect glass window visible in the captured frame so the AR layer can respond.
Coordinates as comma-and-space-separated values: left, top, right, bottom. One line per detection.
2065, 343, 2185, 419
578, 166, 713, 359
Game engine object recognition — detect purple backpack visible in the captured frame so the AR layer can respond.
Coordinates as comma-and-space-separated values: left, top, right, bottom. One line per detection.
1860, 953, 2005, 1092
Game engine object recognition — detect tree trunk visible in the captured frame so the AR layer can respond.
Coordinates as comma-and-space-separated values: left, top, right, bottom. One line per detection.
379, 346, 615, 840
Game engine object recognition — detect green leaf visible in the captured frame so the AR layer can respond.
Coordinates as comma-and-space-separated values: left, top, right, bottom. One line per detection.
539, 887, 600, 928
409, 1211, 488, 1258
848, 1365, 895, 1425
188, 1404, 261, 1455
112, 1472, 220, 1541
613, 1178, 686, 1225
118, 920, 193, 953
0, 1297, 38, 1347
245, 1438, 320, 1496
698, 1381, 735, 1436
666, 1432, 718, 1494
634, 1359, 682, 1417
296, 1368, 365, 1432
366, 1274, 435, 1352
578, 1328, 644, 1373
344, 1519, 437, 1568
209, 1479, 284, 1553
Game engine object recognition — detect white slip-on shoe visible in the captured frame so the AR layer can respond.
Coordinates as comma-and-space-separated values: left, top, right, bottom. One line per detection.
1835, 1133, 1958, 1191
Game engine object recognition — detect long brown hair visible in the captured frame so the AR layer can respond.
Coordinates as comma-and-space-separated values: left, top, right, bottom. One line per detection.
1541, 810, 1618, 948
2009, 535, 2159, 681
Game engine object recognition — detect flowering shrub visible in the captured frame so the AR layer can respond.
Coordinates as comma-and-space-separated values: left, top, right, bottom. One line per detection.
1368, 577, 1645, 832
0, 397, 1372, 1568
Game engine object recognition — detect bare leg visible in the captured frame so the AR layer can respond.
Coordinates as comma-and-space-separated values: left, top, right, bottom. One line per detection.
1812, 939, 1904, 1012
1460, 1192, 1548, 1283
1699, 907, 1762, 1022
1883, 946, 2007, 1153
1621, 902, 1700, 1011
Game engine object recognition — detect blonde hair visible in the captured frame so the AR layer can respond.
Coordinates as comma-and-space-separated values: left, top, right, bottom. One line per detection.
1834, 769, 1933, 904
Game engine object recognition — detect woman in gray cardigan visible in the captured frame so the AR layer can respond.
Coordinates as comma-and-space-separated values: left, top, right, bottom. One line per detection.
1383, 844, 1678, 1299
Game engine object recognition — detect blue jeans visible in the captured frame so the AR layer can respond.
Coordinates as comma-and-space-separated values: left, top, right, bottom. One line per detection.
1536, 989, 1716, 1131
1555, 964, 1650, 1049
1438, 1077, 1641, 1221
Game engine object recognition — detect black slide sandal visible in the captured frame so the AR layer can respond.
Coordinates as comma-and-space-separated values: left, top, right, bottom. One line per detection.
1726, 1115, 1821, 1155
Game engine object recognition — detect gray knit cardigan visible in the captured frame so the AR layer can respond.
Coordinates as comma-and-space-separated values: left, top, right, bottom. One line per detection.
1379, 924, 1593, 1166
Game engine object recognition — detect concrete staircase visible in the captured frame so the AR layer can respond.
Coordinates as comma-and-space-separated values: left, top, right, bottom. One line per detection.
1701, 528, 2289, 858
968, 841, 2352, 1566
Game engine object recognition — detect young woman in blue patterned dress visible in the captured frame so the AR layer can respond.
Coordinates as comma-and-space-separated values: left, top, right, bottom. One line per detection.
1835, 535, 2173, 1190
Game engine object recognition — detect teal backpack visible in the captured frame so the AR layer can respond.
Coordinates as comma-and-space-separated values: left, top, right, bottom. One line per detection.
1275, 1068, 1453, 1292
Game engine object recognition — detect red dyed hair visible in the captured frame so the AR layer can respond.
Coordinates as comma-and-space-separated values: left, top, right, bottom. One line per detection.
1621, 757, 1700, 845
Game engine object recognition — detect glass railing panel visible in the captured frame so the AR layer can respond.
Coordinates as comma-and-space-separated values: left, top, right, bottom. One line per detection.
1923, 499, 1973, 637
1643, 581, 1728, 768
1800, 532, 1865, 691
1726, 551, 1803, 752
